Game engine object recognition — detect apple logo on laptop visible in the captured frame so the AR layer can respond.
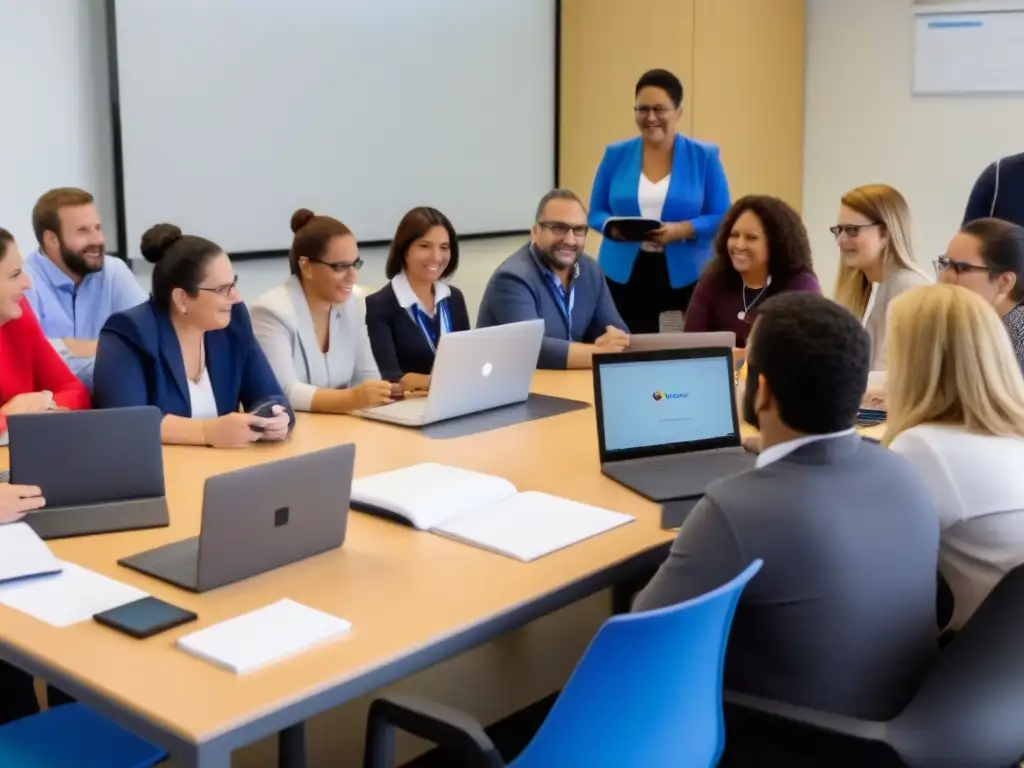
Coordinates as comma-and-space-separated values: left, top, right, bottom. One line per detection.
481, 362, 493, 377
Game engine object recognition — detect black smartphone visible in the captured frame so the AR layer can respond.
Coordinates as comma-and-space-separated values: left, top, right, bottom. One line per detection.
247, 399, 279, 433
94, 596, 198, 639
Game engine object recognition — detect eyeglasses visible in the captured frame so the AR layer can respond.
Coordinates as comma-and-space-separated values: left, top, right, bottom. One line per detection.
634, 105, 673, 118
196, 276, 239, 296
538, 221, 588, 239
307, 256, 363, 273
830, 223, 881, 239
934, 256, 990, 277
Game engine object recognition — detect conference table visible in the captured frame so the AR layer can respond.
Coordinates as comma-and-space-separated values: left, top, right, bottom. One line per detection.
0, 371, 691, 767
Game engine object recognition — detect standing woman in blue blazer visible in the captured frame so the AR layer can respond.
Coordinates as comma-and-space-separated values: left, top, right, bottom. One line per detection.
93, 224, 294, 447
589, 69, 731, 333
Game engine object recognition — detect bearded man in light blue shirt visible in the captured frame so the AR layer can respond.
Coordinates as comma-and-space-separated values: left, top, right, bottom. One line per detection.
23, 188, 147, 390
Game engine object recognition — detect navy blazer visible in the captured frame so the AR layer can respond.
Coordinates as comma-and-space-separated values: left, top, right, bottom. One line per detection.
364, 282, 471, 381
476, 243, 626, 369
589, 134, 731, 289
93, 299, 295, 427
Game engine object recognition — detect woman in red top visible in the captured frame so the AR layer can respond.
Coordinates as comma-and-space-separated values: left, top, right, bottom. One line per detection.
0, 228, 90, 435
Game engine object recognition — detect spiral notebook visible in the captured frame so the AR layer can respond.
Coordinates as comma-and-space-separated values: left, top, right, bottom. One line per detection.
350, 463, 634, 562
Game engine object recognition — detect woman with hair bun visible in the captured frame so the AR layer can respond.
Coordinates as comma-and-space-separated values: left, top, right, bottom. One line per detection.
92, 224, 293, 447
250, 209, 394, 413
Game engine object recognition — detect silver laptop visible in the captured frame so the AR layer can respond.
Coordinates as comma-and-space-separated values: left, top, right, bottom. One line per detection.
119, 444, 355, 593
359, 319, 545, 427
8, 406, 168, 540
593, 346, 755, 502
629, 331, 736, 352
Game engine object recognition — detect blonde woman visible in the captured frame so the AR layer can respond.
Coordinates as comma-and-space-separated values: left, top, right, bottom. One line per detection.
833, 184, 930, 371
884, 284, 1024, 630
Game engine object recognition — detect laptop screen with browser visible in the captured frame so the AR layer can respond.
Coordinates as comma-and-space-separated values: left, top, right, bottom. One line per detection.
595, 349, 740, 459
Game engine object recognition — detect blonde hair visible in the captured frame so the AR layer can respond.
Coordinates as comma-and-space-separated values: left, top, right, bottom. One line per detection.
883, 283, 1024, 445
834, 184, 927, 318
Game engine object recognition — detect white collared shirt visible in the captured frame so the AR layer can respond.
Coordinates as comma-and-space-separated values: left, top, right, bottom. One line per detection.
391, 270, 452, 319
755, 429, 857, 469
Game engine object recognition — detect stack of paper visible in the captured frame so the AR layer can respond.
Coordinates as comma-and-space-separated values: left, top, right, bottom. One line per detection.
177, 599, 352, 674
0, 522, 62, 584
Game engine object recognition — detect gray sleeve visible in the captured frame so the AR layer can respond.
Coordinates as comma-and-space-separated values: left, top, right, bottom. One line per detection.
632, 495, 746, 612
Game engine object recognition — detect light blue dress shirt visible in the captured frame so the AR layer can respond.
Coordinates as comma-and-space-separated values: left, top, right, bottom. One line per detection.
23, 249, 148, 390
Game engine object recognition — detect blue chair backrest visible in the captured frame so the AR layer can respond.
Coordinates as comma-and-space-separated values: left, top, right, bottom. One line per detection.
512, 559, 763, 768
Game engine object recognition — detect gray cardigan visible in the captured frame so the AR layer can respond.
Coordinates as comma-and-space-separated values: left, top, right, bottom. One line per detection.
865, 267, 931, 370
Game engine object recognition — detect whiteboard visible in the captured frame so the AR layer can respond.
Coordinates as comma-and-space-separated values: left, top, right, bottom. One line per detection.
913, 9, 1024, 94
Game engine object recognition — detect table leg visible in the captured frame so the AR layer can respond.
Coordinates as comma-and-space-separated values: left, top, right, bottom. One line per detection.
180, 742, 232, 768
279, 722, 307, 768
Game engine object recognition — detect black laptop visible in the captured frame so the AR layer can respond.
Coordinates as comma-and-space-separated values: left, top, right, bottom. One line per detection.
593, 346, 756, 502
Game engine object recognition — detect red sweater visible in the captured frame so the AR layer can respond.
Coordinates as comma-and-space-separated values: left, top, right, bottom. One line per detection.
0, 299, 90, 432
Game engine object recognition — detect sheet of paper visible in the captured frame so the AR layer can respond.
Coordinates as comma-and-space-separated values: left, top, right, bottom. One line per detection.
177, 598, 351, 674
434, 491, 635, 562
0, 522, 62, 583
0, 561, 147, 627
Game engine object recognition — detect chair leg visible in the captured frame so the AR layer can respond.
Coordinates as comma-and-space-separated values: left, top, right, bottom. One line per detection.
278, 722, 306, 768
363, 715, 396, 768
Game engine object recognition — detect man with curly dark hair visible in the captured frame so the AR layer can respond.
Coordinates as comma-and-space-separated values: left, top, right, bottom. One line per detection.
683, 195, 820, 347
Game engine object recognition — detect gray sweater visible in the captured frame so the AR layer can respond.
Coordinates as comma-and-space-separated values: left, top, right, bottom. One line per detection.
865, 267, 931, 370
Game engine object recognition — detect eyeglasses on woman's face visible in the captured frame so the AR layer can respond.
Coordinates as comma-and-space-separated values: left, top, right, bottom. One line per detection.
933, 256, 990, 277
306, 256, 364, 273
830, 223, 881, 239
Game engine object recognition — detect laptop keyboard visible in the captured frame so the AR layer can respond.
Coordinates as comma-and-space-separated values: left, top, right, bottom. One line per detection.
628, 449, 754, 474
604, 448, 756, 502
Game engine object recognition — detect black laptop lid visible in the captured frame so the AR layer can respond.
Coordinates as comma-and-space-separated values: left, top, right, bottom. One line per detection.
9, 406, 165, 506
592, 347, 742, 463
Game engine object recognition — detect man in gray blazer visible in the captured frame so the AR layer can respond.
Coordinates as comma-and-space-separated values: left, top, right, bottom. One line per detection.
634, 293, 939, 732
476, 189, 629, 369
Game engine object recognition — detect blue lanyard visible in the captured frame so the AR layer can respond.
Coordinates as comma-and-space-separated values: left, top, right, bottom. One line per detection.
411, 299, 451, 353
542, 270, 575, 340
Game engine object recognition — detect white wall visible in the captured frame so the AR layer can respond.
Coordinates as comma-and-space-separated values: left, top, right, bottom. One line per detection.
0, 0, 117, 252
803, 0, 1024, 294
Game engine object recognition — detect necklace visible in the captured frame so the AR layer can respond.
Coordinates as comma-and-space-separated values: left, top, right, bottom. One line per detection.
737, 275, 772, 321
190, 337, 205, 383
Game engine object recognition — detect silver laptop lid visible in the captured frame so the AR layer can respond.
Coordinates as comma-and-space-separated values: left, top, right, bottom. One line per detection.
423, 319, 544, 422
629, 331, 736, 352
195, 443, 355, 591
592, 346, 742, 463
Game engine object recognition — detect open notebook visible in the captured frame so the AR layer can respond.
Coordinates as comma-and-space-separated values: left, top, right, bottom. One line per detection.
350, 463, 634, 562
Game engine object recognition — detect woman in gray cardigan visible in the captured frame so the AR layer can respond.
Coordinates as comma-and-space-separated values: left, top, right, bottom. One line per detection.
250, 209, 395, 413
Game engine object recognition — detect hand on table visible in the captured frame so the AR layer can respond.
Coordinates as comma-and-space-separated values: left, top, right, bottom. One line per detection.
354, 380, 394, 409
257, 405, 291, 442
0, 483, 45, 523
595, 327, 630, 353
1, 391, 54, 415
202, 412, 267, 448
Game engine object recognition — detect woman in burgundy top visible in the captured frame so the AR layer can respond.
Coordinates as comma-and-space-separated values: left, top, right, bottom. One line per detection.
683, 195, 820, 347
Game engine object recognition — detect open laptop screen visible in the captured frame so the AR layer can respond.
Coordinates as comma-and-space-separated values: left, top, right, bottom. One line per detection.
594, 348, 741, 461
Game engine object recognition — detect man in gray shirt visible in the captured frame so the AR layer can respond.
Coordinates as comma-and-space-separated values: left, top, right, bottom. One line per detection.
634, 292, 939, 728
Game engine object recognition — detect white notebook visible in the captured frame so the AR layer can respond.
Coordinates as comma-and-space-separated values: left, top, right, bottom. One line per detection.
0, 522, 62, 584
177, 599, 352, 674
350, 463, 634, 562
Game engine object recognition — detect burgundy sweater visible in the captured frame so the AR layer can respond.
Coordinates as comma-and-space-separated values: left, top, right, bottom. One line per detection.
683, 270, 821, 347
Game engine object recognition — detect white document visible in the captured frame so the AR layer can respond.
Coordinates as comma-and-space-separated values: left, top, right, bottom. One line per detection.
0, 561, 147, 627
0, 523, 62, 583
435, 491, 635, 562
351, 464, 635, 560
177, 599, 352, 675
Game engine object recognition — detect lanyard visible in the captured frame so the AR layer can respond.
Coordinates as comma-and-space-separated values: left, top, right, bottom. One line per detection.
411, 299, 451, 353
543, 270, 575, 340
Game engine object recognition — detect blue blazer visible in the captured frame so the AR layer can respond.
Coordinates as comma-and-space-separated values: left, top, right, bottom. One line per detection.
93, 299, 295, 428
589, 134, 731, 289
476, 243, 626, 370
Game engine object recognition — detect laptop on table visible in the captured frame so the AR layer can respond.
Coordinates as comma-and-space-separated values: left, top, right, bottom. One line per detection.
593, 347, 755, 502
359, 319, 545, 427
8, 406, 168, 539
119, 444, 355, 593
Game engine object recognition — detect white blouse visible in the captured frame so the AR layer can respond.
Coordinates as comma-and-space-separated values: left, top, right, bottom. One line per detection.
187, 367, 219, 420
638, 173, 670, 253
890, 424, 1024, 629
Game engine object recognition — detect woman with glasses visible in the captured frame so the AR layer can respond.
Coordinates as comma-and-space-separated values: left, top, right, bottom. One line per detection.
365, 207, 470, 393
684, 195, 820, 348
832, 183, 930, 371
935, 217, 1024, 372
250, 209, 394, 413
93, 224, 293, 446
588, 68, 731, 334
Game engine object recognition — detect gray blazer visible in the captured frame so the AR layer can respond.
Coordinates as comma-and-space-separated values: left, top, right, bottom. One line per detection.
249, 276, 380, 411
634, 434, 940, 720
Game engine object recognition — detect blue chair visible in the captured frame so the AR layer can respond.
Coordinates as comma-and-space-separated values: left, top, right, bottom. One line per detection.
364, 559, 763, 768
0, 703, 167, 767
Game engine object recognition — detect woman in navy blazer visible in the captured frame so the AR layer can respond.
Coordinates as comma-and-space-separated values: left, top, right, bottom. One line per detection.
589, 68, 731, 334
365, 207, 470, 391
93, 224, 294, 448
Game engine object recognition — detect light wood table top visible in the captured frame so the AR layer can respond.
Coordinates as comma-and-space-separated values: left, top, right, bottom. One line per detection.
0, 371, 676, 749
